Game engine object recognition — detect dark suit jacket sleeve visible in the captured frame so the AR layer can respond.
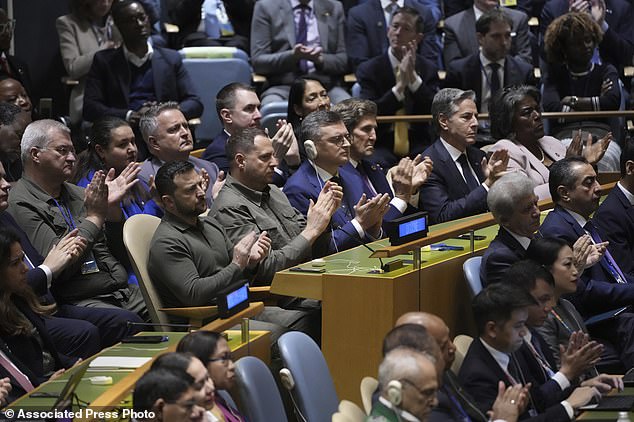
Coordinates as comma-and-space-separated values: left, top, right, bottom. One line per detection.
345, 7, 373, 69
442, 17, 462, 67
170, 51, 204, 119
512, 11, 532, 64
83, 51, 128, 121
481, 247, 516, 287
319, 1, 348, 75
418, 172, 488, 224
595, 196, 634, 277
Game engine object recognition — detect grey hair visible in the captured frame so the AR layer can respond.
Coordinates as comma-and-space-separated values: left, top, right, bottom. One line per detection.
378, 348, 435, 393
21, 119, 71, 163
487, 172, 536, 223
139, 101, 180, 142
431, 88, 476, 134
300, 110, 343, 144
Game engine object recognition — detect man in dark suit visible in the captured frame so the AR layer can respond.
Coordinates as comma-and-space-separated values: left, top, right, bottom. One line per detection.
250, 0, 350, 106
460, 283, 599, 420
83, 0, 203, 125
443, 0, 532, 67
418, 88, 508, 224
445, 9, 536, 114
0, 8, 33, 101
595, 138, 634, 277
356, 6, 440, 168
480, 173, 541, 286
284, 110, 390, 254
540, 0, 634, 69
346, 0, 440, 70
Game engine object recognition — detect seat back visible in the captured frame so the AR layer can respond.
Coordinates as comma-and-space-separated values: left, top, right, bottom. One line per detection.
338, 400, 366, 421
278, 331, 339, 422
123, 214, 165, 327
451, 334, 474, 374
463, 256, 483, 298
360, 376, 378, 415
234, 356, 288, 422
181, 57, 251, 142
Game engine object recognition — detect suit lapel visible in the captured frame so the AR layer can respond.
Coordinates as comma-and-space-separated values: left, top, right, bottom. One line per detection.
373, 1, 389, 51
315, 1, 332, 50
615, 186, 634, 222
467, 146, 485, 182
436, 141, 470, 196
498, 227, 527, 259
114, 48, 131, 103
464, 10, 478, 52
283, 0, 296, 46
520, 142, 550, 181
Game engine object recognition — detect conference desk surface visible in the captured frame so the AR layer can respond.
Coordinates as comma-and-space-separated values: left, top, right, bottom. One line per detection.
7, 330, 270, 421
578, 386, 634, 420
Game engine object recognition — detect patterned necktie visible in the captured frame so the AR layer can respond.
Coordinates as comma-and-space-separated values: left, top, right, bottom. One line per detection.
296, 4, 309, 73
457, 154, 479, 191
584, 220, 628, 284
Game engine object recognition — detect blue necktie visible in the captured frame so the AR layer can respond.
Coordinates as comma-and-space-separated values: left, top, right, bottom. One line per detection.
295, 4, 309, 73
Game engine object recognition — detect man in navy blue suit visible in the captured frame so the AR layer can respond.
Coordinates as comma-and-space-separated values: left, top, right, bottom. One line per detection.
539, 157, 634, 316
595, 138, 634, 277
418, 88, 509, 224
284, 110, 390, 253
332, 98, 433, 223
83, 0, 203, 125
480, 173, 541, 286
460, 283, 599, 420
346, 0, 441, 70
356, 6, 440, 168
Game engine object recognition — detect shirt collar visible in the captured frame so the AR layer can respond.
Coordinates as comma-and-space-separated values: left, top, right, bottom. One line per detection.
163, 210, 200, 231
564, 208, 589, 228
473, 4, 487, 20
349, 158, 360, 168
440, 137, 466, 160
618, 181, 634, 205
381, 0, 404, 9
291, 0, 313, 9
480, 337, 511, 372
479, 52, 505, 68
388, 46, 401, 71
377, 396, 422, 422
123, 41, 153, 67
313, 162, 338, 182
504, 227, 533, 250
224, 174, 269, 207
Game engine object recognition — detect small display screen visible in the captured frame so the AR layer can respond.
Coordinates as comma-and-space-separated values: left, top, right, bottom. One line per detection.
226, 284, 249, 310
399, 217, 427, 237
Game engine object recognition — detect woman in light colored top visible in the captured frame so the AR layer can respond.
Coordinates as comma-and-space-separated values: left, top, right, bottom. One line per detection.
56, 0, 121, 124
488, 85, 609, 200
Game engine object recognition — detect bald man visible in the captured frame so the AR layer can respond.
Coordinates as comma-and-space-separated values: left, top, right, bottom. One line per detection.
396, 312, 524, 422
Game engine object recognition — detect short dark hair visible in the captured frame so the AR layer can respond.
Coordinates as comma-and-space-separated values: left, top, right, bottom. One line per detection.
216, 82, 256, 120
472, 283, 536, 335
476, 8, 513, 35
177, 331, 223, 366
287, 77, 328, 130
225, 127, 268, 162
526, 237, 571, 269
151, 351, 196, 375
548, 156, 588, 201
392, 6, 424, 34
0, 101, 21, 126
382, 323, 439, 357
489, 85, 541, 141
620, 137, 634, 177
331, 98, 377, 134
133, 369, 194, 412
155, 160, 195, 197
111, 0, 144, 25
505, 260, 555, 293
300, 110, 343, 144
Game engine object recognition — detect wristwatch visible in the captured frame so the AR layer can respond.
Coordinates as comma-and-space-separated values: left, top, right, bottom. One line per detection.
570, 96, 578, 107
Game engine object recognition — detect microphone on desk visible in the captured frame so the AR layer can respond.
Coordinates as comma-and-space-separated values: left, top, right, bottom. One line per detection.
127, 321, 193, 331
333, 223, 386, 272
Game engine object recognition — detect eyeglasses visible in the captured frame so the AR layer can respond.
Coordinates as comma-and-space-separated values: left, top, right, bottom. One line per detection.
400, 378, 437, 403
208, 352, 232, 365
324, 134, 350, 147
41, 145, 76, 157
0, 20, 15, 33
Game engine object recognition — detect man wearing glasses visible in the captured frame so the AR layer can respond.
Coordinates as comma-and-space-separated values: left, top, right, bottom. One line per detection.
284, 110, 390, 254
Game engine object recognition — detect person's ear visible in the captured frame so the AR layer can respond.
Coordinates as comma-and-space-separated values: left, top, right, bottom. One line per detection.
148, 135, 160, 152
476, 32, 485, 47
220, 108, 232, 125
95, 144, 106, 162
30, 147, 41, 164
438, 113, 450, 132
416, 32, 424, 45
484, 320, 497, 339
161, 194, 175, 211
235, 152, 246, 170
153, 398, 165, 419
293, 103, 304, 118
626, 160, 634, 177
556, 185, 570, 203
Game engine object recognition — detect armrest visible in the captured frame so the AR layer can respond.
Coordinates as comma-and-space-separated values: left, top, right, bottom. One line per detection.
249, 286, 284, 305
159, 306, 218, 328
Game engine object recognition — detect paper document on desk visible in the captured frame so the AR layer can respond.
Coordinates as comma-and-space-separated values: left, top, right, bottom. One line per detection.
89, 356, 151, 369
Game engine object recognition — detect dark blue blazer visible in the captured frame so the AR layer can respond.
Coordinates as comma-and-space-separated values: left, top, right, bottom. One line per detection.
539, 205, 634, 316
346, 0, 440, 69
83, 46, 203, 121
481, 227, 528, 287
459, 338, 570, 421
429, 370, 488, 422
203, 131, 230, 174
444, 53, 536, 111
539, 0, 634, 68
418, 141, 488, 225
357, 52, 439, 155
595, 186, 634, 278
284, 161, 369, 254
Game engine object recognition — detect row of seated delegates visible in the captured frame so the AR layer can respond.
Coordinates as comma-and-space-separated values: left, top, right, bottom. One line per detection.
56, 0, 122, 126
0, 103, 30, 183
346, 0, 442, 72
202, 82, 301, 184
82, 0, 204, 159
73, 116, 163, 284
539, 0, 634, 71
460, 282, 620, 421
480, 169, 634, 369
147, 160, 323, 343
356, 6, 440, 168
250, 0, 351, 106
488, 85, 611, 201
6, 120, 148, 319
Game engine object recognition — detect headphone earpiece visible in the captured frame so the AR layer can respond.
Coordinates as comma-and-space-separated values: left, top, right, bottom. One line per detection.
304, 140, 317, 161
387, 380, 403, 406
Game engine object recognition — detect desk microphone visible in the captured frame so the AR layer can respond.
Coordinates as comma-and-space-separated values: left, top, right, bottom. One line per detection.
333, 223, 386, 271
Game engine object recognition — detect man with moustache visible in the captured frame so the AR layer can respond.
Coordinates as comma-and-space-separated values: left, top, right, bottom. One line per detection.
138, 102, 219, 207
418, 88, 509, 224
